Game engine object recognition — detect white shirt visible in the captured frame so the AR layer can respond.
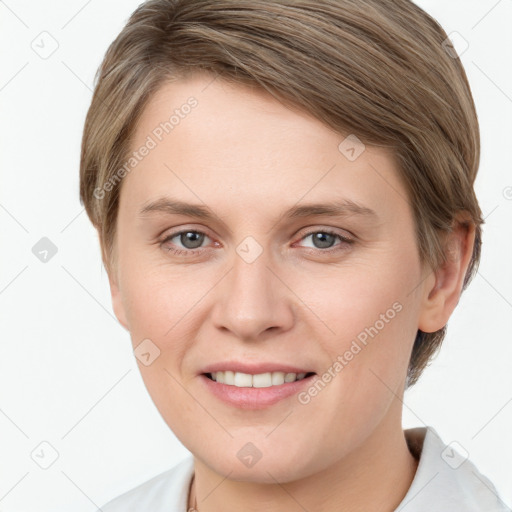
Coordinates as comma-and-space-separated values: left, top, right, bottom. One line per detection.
98, 426, 510, 511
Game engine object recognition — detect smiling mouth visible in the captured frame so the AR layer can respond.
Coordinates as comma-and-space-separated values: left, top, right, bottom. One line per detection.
204, 371, 316, 388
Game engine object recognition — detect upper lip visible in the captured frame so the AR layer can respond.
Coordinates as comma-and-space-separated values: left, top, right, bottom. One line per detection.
200, 361, 316, 376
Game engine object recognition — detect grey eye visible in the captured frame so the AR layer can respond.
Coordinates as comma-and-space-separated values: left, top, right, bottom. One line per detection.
301, 232, 339, 249
177, 231, 205, 249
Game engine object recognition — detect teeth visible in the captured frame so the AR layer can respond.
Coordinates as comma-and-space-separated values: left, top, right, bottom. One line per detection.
210, 371, 309, 387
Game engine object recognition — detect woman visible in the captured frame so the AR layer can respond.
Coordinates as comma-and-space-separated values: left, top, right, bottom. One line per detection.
80, 1, 509, 510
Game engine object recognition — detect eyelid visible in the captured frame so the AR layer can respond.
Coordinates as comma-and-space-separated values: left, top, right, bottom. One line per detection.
158, 224, 216, 243
292, 229, 354, 253
294, 225, 354, 242
159, 228, 216, 252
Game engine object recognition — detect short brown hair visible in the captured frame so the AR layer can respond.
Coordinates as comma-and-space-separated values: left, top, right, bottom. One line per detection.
79, 0, 483, 387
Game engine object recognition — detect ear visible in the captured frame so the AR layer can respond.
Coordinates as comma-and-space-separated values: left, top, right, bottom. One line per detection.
100, 237, 130, 331
108, 271, 130, 331
418, 213, 476, 333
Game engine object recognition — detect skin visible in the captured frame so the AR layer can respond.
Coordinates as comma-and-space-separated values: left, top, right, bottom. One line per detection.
106, 73, 475, 512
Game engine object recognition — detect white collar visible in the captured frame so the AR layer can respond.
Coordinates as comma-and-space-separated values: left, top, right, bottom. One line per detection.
397, 426, 509, 511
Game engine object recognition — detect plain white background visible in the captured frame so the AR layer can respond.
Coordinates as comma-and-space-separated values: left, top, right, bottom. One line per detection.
0, 1, 511, 510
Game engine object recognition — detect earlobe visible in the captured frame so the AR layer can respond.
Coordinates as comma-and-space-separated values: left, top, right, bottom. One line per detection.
417, 216, 476, 334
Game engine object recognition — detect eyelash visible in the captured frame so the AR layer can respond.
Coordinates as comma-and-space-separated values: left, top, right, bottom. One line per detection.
160, 228, 354, 257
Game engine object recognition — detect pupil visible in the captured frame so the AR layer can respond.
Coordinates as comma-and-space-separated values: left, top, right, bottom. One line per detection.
313, 232, 334, 249
182, 232, 204, 249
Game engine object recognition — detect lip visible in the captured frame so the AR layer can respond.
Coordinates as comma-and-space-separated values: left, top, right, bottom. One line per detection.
199, 361, 315, 375
199, 373, 317, 410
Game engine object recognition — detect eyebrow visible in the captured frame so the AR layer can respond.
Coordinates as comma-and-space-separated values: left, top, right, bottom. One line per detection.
139, 197, 378, 222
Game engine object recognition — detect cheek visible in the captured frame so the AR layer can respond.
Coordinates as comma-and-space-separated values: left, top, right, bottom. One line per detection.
118, 263, 218, 379
297, 249, 420, 385
118, 267, 201, 425
120, 260, 197, 332
300, 259, 414, 338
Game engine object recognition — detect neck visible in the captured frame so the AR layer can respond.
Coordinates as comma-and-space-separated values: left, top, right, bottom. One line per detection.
188, 410, 418, 512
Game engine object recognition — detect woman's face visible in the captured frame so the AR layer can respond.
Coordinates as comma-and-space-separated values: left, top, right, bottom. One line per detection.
110, 73, 434, 482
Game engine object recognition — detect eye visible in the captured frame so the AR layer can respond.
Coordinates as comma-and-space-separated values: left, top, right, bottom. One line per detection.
296, 229, 354, 252
161, 230, 213, 256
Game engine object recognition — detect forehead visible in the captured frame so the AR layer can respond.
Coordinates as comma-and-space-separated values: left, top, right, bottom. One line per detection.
123, 74, 410, 226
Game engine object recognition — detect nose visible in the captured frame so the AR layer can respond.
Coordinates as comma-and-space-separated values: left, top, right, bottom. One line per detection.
211, 247, 295, 341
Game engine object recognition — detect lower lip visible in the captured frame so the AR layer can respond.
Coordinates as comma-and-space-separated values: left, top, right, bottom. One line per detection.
199, 373, 317, 410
